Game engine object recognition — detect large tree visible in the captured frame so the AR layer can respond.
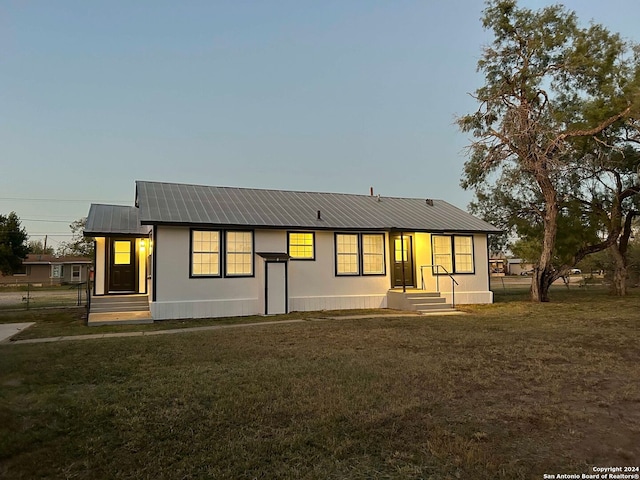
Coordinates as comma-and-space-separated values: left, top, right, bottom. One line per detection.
458, 0, 640, 301
57, 218, 95, 258
28, 239, 55, 255
0, 212, 29, 275
569, 146, 640, 295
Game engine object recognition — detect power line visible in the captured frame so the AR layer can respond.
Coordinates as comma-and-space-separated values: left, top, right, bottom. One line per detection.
22, 219, 75, 223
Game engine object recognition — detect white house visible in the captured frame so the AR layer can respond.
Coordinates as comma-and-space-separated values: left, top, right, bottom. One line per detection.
84, 181, 500, 322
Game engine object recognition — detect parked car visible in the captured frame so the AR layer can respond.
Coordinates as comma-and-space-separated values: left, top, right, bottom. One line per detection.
569, 268, 581, 275
520, 269, 534, 276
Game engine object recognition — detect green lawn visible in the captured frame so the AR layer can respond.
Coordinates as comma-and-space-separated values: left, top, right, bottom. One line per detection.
1, 289, 638, 479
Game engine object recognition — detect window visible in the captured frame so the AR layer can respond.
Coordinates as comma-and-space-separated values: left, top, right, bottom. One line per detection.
71, 265, 81, 282
454, 236, 474, 273
432, 235, 474, 274
226, 231, 253, 276
432, 236, 452, 274
362, 234, 385, 275
191, 230, 220, 277
336, 234, 359, 275
51, 264, 63, 278
288, 232, 315, 260
113, 241, 132, 265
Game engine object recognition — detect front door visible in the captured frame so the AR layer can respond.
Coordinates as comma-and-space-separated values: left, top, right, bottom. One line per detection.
109, 239, 136, 292
391, 234, 414, 288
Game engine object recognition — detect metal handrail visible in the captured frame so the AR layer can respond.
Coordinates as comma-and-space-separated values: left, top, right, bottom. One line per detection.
419, 264, 459, 308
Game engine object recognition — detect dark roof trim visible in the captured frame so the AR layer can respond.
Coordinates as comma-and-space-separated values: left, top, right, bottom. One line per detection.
256, 252, 291, 261
147, 221, 500, 234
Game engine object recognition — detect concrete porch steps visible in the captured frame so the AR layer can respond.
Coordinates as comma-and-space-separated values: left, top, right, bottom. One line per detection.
88, 294, 153, 326
387, 289, 456, 314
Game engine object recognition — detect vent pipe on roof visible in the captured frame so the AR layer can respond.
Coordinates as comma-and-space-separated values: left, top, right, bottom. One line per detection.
377, 194, 381, 202
426, 199, 434, 206
317, 210, 322, 220
370, 187, 374, 196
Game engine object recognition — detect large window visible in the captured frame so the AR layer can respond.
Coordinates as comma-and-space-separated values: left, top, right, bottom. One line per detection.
288, 232, 315, 260
431, 235, 474, 274
362, 234, 385, 275
191, 230, 220, 277
335, 233, 386, 276
226, 231, 253, 276
336, 234, 359, 275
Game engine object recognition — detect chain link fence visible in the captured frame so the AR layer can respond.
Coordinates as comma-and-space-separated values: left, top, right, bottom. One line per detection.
0, 282, 90, 311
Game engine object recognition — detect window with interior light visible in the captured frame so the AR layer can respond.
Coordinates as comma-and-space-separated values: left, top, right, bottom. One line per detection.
362, 234, 385, 275
335, 233, 359, 275
191, 230, 220, 277
288, 232, 315, 260
431, 235, 474, 274
225, 231, 253, 276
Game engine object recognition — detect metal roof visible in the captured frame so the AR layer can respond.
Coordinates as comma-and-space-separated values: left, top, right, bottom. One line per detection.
134, 181, 500, 233
84, 204, 151, 236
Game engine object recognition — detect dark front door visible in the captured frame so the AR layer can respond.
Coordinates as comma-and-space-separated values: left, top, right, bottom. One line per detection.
391, 234, 414, 288
109, 239, 136, 292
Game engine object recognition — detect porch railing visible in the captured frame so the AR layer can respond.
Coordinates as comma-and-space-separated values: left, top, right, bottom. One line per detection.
419, 265, 459, 308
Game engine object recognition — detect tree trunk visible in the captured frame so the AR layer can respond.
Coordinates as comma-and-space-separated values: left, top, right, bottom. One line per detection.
609, 244, 627, 296
531, 176, 559, 302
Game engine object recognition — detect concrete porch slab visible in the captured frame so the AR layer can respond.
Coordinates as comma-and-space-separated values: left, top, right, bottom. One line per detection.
88, 311, 153, 326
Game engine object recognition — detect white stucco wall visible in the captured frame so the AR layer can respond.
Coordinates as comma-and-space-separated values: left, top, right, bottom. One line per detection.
151, 227, 391, 320
287, 231, 390, 311
152, 226, 261, 319
136, 238, 147, 294
94, 237, 106, 295
150, 227, 492, 320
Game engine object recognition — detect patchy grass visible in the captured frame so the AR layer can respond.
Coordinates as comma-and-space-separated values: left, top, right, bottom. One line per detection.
0, 291, 639, 479
1, 308, 411, 341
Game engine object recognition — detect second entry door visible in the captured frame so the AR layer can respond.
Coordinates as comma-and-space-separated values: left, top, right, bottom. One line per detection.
109, 239, 136, 292
391, 234, 414, 287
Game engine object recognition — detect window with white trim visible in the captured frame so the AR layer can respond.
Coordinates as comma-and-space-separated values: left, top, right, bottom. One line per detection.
225, 231, 253, 276
362, 234, 385, 275
288, 232, 315, 260
191, 230, 220, 276
431, 235, 474, 274
71, 265, 81, 282
336, 234, 359, 275
51, 264, 63, 278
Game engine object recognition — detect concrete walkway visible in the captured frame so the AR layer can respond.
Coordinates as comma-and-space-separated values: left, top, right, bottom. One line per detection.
0, 312, 452, 346
0, 323, 35, 342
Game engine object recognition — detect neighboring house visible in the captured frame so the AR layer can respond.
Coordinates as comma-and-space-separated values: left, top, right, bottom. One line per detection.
506, 258, 535, 275
489, 255, 507, 276
0, 255, 92, 285
84, 181, 501, 320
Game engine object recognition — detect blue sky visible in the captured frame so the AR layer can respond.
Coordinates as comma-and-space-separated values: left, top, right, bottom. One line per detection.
2, 1, 640, 248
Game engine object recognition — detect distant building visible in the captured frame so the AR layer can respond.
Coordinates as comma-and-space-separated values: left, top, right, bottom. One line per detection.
506, 258, 535, 276
0, 254, 92, 285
